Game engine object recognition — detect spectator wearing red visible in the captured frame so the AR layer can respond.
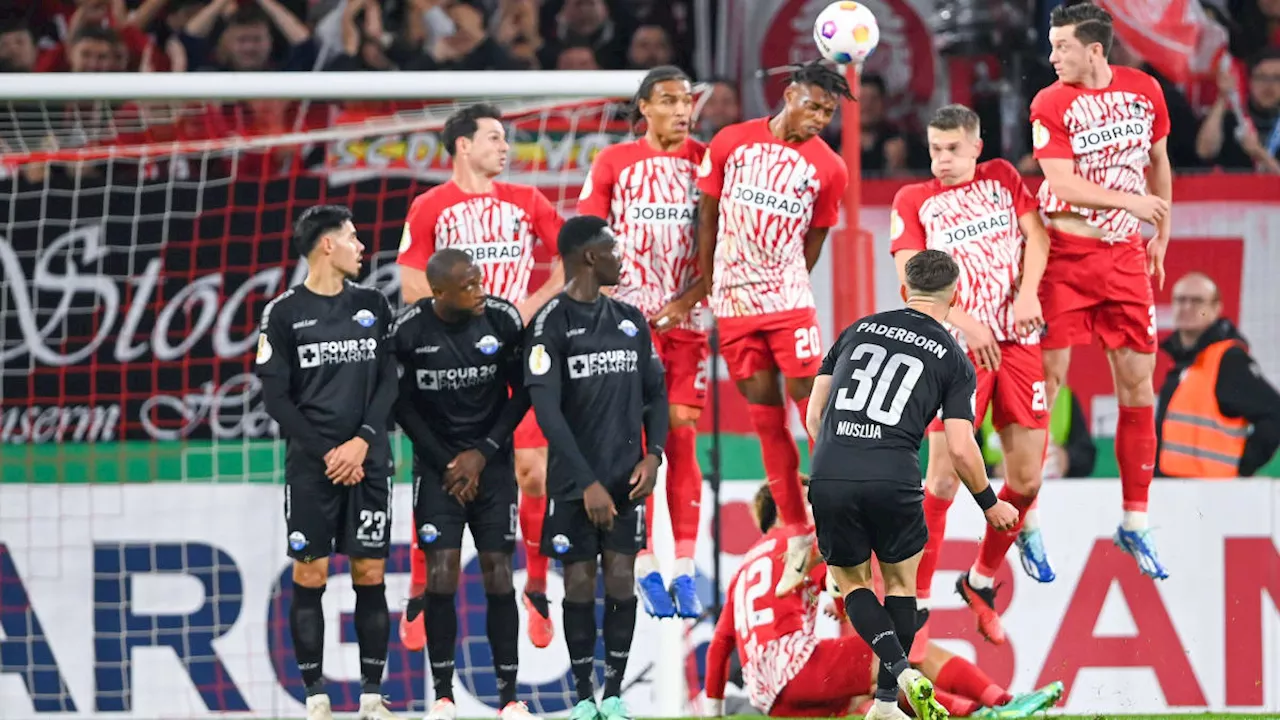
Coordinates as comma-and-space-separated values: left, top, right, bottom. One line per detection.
33, 0, 149, 72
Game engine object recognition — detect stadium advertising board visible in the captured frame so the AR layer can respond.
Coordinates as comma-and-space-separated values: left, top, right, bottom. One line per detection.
1, 480, 1276, 717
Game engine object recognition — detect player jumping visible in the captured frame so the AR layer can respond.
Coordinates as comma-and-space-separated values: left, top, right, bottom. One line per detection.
389, 249, 538, 720
525, 216, 669, 720
806, 250, 1018, 720
397, 104, 566, 650
256, 205, 399, 720
578, 65, 708, 620
1032, 2, 1172, 579
703, 484, 1064, 719
697, 61, 852, 596
890, 105, 1054, 646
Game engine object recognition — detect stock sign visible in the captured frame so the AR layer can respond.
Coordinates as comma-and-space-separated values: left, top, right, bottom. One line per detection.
0, 173, 429, 444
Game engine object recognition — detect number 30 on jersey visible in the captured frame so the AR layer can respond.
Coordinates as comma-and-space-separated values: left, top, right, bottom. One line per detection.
834, 343, 923, 426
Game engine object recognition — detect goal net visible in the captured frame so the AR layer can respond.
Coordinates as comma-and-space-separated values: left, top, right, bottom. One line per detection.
0, 70, 695, 719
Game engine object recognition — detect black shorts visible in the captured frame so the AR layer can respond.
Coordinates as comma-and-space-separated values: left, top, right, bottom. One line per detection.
541, 494, 646, 564
285, 459, 392, 562
808, 478, 926, 567
413, 457, 518, 553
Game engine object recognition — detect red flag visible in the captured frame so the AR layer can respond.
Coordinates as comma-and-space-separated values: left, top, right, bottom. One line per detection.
1099, 0, 1229, 82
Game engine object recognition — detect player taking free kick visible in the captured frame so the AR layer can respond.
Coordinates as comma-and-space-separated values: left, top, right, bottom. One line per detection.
697, 60, 852, 597
578, 65, 708, 620
397, 104, 566, 650
890, 104, 1054, 647
1032, 1, 1173, 579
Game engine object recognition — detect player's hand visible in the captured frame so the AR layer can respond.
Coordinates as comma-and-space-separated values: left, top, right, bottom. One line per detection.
651, 298, 691, 332
628, 454, 661, 500
444, 449, 486, 504
1123, 194, 1169, 224
1012, 293, 1044, 338
962, 322, 1001, 371
583, 481, 617, 530
984, 499, 1019, 532
325, 438, 369, 485
1146, 237, 1168, 290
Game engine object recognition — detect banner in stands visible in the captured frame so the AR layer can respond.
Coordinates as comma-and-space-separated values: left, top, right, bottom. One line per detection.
1, 479, 1276, 717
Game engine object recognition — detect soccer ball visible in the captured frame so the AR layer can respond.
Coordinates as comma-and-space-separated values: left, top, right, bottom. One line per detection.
813, 1, 881, 66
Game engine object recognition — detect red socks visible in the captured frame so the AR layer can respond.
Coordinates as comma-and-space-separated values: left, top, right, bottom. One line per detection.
933, 689, 981, 717
410, 545, 427, 594
917, 489, 953, 601
793, 395, 814, 449
974, 485, 1037, 577
665, 424, 702, 559
519, 494, 548, 593
747, 404, 806, 526
1116, 404, 1156, 512
935, 655, 1013, 708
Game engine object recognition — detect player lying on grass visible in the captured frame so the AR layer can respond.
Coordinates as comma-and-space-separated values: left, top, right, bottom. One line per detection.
703, 484, 1064, 719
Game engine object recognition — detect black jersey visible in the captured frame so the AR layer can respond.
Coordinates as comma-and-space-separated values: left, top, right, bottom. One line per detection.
388, 296, 527, 468
524, 293, 668, 501
255, 282, 397, 473
810, 308, 976, 485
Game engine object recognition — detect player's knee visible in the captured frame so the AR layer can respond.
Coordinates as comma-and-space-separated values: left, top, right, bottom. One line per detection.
602, 556, 636, 599
426, 550, 461, 594
924, 470, 960, 499
670, 403, 701, 428
349, 558, 385, 586
739, 372, 784, 406
515, 456, 547, 497
784, 375, 814, 402
563, 562, 597, 603
1004, 452, 1044, 496
292, 559, 329, 589
479, 551, 514, 595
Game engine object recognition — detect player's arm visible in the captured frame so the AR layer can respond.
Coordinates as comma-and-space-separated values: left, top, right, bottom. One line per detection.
703, 587, 737, 708
525, 305, 598, 492
940, 359, 1016, 530
520, 190, 568, 322
806, 335, 844, 439
355, 295, 400, 445
392, 372, 456, 471
255, 303, 334, 461
804, 158, 849, 271
397, 198, 439, 305
1030, 101, 1148, 213
475, 304, 532, 460
695, 132, 730, 288
1010, 163, 1050, 334
640, 323, 670, 457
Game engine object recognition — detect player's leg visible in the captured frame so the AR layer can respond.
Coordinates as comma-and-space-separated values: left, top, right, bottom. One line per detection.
411, 469, 467, 720
543, 498, 603, 719
342, 477, 397, 720
286, 471, 340, 720
514, 417, 555, 646
768, 635, 872, 718
598, 500, 647, 720
400, 541, 428, 652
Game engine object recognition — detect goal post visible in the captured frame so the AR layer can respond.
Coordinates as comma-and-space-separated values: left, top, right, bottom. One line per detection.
0, 69, 696, 719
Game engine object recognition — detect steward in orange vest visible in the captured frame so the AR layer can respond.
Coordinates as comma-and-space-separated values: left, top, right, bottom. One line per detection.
1156, 319, 1280, 477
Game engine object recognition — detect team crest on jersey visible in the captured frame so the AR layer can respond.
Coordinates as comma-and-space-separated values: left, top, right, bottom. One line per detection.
889, 210, 904, 240
419, 524, 440, 544
529, 344, 551, 375
399, 225, 412, 254
256, 334, 273, 365
353, 309, 377, 327
288, 531, 308, 552
618, 319, 638, 337
476, 334, 501, 355
1031, 119, 1050, 150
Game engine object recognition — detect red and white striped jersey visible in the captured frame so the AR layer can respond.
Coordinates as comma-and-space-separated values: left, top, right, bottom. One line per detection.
577, 137, 705, 330
713, 526, 826, 712
397, 181, 563, 304
1029, 65, 1170, 243
889, 159, 1040, 344
697, 118, 848, 318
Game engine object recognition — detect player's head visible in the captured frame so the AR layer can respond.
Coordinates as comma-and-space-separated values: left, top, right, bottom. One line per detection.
293, 205, 363, 279
442, 103, 508, 178
781, 60, 853, 142
903, 249, 960, 312
630, 65, 694, 142
558, 215, 621, 286
926, 104, 982, 183
426, 248, 486, 317
1048, 2, 1114, 83
752, 483, 779, 535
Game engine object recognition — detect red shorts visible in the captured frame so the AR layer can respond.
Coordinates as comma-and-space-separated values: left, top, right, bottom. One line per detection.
718, 308, 822, 382
926, 341, 1048, 433
1039, 228, 1156, 353
652, 328, 709, 408
513, 410, 546, 450
769, 636, 873, 717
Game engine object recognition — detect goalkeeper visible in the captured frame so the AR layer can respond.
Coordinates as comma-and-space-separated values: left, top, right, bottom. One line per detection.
255, 205, 399, 720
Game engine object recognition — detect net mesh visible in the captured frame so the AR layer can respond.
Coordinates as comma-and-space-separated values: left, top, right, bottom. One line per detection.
0, 93, 678, 718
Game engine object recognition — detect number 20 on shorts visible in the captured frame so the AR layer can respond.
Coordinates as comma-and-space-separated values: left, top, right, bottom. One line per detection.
794, 326, 821, 359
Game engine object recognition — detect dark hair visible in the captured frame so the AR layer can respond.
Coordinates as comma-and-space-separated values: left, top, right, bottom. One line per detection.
227, 6, 271, 29
1050, 2, 1114, 56
753, 483, 777, 535
627, 65, 691, 128
557, 215, 611, 266
790, 60, 854, 101
292, 205, 353, 258
1251, 47, 1280, 73
70, 24, 119, 46
904, 249, 959, 295
441, 103, 504, 157
929, 104, 980, 134
425, 248, 474, 288
859, 72, 887, 96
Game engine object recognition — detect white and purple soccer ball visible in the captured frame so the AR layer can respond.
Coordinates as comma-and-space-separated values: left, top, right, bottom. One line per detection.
813, 1, 881, 66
